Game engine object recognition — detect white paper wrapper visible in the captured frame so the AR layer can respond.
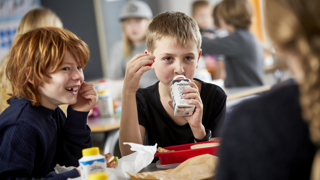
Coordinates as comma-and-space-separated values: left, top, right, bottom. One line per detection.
105, 142, 157, 180
56, 142, 157, 180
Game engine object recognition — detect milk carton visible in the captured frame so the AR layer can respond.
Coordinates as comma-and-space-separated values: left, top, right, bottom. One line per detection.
170, 75, 195, 116
79, 147, 107, 180
98, 89, 114, 117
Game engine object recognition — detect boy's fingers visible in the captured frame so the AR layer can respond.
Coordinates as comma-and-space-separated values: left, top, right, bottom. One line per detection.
129, 59, 154, 74
82, 94, 96, 101
187, 99, 202, 108
168, 101, 174, 109
184, 92, 198, 99
79, 84, 95, 94
135, 66, 152, 77
128, 53, 154, 65
188, 81, 199, 90
81, 90, 97, 97
184, 87, 199, 94
126, 59, 154, 75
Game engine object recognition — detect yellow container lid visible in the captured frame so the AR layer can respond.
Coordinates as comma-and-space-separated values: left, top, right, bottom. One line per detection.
98, 90, 108, 95
88, 171, 108, 180
82, 147, 100, 156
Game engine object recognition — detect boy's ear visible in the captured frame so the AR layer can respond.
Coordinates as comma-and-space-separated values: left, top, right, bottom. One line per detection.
196, 49, 202, 68
25, 68, 34, 84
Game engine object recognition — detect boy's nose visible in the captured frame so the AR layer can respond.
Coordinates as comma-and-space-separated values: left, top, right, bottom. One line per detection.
174, 61, 185, 75
72, 69, 84, 81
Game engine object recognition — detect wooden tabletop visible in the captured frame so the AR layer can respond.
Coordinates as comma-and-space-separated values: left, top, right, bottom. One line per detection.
264, 63, 287, 72
226, 85, 271, 101
87, 116, 120, 132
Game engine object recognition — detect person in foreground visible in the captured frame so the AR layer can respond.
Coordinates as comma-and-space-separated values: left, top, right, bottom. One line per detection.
217, 0, 319, 179
0, 27, 97, 179
119, 11, 226, 157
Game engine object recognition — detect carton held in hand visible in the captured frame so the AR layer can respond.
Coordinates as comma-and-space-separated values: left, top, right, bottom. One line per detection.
170, 75, 195, 116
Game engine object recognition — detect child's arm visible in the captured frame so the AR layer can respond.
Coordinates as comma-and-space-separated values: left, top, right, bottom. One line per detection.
56, 106, 93, 166
119, 53, 155, 156
183, 81, 207, 140
55, 82, 97, 165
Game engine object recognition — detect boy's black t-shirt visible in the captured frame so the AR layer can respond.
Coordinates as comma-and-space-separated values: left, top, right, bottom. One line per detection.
136, 78, 227, 148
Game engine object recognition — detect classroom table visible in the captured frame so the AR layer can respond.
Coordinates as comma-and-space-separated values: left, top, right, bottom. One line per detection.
88, 85, 271, 130
226, 85, 271, 101
87, 116, 120, 133
87, 85, 271, 154
87, 116, 120, 155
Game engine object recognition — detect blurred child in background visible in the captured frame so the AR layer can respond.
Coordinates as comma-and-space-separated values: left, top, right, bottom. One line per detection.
0, 27, 97, 179
202, 0, 264, 87
0, 7, 63, 114
191, 0, 215, 39
108, 0, 158, 88
191, 0, 216, 82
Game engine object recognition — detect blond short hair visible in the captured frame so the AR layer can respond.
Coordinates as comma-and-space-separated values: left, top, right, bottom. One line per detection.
146, 11, 201, 53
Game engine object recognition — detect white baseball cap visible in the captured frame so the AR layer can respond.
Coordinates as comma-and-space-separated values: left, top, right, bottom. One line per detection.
119, 0, 153, 21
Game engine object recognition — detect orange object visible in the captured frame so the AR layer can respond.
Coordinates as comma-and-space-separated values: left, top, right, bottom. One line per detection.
249, 0, 264, 42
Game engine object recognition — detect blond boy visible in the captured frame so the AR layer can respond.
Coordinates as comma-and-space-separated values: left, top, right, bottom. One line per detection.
119, 11, 226, 156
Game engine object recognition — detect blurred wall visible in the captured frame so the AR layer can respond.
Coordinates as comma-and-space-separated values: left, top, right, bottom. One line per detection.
41, 0, 103, 81
159, 0, 221, 16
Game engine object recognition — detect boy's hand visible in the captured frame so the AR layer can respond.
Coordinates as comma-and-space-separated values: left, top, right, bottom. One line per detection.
123, 53, 155, 94
181, 82, 203, 126
70, 81, 98, 112
168, 81, 205, 139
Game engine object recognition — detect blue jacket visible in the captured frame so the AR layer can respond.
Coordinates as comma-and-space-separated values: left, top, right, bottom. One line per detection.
0, 98, 92, 179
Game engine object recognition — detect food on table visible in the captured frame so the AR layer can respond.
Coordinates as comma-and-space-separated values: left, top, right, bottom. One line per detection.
103, 153, 118, 168
190, 142, 219, 149
157, 147, 175, 153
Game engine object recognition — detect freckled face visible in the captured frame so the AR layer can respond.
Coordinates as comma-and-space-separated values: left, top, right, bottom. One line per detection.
37, 51, 84, 109
150, 36, 201, 87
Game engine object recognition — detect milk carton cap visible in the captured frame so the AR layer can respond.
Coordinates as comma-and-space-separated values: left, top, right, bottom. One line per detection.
82, 147, 100, 156
173, 75, 186, 80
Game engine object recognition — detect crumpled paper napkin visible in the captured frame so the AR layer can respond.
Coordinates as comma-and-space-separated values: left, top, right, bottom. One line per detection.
55, 142, 157, 180
105, 142, 157, 180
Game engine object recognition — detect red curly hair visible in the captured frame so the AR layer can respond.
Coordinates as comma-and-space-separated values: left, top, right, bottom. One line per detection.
6, 27, 90, 106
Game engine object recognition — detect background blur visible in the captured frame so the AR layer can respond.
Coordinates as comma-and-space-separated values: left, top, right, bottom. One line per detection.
0, 0, 227, 81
